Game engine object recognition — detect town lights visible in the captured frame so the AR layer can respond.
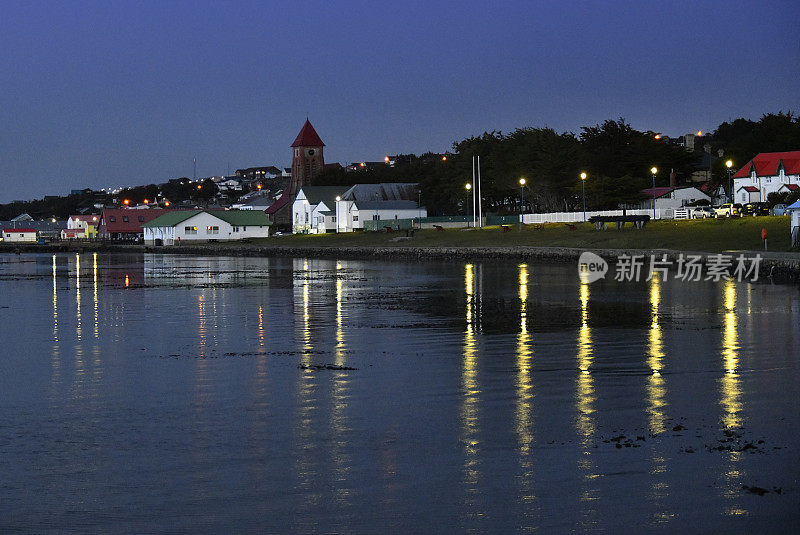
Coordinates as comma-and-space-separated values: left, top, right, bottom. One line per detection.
335, 196, 341, 233
197, 185, 202, 190
466, 183, 475, 228
384, 156, 390, 162
123, 199, 130, 205
442, 156, 447, 161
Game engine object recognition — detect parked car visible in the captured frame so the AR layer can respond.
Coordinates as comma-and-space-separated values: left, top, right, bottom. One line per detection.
691, 206, 715, 219
772, 204, 789, 216
714, 203, 742, 218
741, 202, 770, 216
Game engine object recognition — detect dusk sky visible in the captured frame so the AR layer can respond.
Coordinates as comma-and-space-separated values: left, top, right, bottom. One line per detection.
1, 0, 798, 202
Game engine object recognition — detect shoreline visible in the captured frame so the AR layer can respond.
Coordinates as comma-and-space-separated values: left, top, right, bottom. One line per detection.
4, 242, 800, 283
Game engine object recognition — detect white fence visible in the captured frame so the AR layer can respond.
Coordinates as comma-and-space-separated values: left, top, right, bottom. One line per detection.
522, 208, 675, 224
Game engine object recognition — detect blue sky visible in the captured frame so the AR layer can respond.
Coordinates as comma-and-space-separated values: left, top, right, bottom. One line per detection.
1, 0, 798, 202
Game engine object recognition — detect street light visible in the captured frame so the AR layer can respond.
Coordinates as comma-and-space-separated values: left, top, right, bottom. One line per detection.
335, 195, 341, 233
650, 167, 658, 220
580, 172, 587, 222
519, 178, 526, 230
725, 159, 734, 203
466, 183, 474, 228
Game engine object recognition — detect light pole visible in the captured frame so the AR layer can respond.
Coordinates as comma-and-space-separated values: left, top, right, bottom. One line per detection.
580, 172, 587, 222
335, 195, 341, 233
466, 183, 474, 228
650, 167, 658, 220
417, 190, 422, 229
519, 178, 526, 230
725, 159, 734, 203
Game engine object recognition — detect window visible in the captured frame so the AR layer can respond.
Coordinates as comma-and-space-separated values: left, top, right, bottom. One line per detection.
109, 216, 116, 222
185, 226, 197, 235
332, 216, 336, 222
206, 226, 219, 234
122, 216, 129, 222
138, 216, 144, 222
233, 226, 239, 232
243, 226, 246, 231
373, 214, 381, 221
353, 215, 358, 221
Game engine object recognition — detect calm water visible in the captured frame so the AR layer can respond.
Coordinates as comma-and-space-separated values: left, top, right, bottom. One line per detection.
1, 252, 798, 533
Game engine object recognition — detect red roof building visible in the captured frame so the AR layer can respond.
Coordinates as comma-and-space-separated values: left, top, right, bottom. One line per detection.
731, 151, 800, 203
98, 208, 175, 240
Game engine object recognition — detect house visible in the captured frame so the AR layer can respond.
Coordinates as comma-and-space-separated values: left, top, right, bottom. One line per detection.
637, 186, 711, 211
735, 186, 761, 204
292, 186, 348, 234
214, 177, 243, 192
2, 228, 38, 242
67, 214, 100, 238
98, 208, 174, 241
142, 210, 271, 245
232, 192, 275, 211
732, 151, 800, 202
61, 228, 86, 239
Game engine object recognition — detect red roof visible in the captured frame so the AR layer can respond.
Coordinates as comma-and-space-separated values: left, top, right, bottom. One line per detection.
641, 187, 676, 199
62, 228, 86, 236
100, 208, 174, 234
265, 190, 290, 214
740, 186, 759, 192
732, 151, 800, 178
3, 228, 36, 233
290, 120, 325, 148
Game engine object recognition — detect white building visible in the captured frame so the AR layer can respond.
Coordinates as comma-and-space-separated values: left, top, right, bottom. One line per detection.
735, 186, 761, 204
788, 200, 800, 247
732, 151, 800, 203
637, 186, 711, 210
2, 228, 37, 242
143, 210, 271, 245
292, 186, 348, 234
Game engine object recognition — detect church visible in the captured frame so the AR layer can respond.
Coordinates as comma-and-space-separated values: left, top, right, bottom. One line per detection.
266, 119, 326, 227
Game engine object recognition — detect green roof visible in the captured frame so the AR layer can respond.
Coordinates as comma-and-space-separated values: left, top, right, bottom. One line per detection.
300, 186, 349, 206
143, 210, 271, 228
143, 210, 202, 227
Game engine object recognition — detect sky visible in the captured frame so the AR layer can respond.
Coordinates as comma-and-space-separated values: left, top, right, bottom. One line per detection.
1, 0, 799, 202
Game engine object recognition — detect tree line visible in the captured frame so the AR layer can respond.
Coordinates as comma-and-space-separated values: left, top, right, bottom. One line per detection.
311, 112, 800, 216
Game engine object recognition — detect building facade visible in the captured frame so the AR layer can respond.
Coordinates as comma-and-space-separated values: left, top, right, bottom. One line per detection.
732, 151, 800, 203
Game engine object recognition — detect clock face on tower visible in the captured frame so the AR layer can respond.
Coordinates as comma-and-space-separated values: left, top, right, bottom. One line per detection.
306, 149, 315, 156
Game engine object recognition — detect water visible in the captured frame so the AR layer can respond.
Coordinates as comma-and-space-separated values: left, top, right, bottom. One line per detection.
1, 252, 798, 533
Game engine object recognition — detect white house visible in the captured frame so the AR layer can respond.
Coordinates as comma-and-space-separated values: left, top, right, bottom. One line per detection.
732, 151, 800, 202
215, 178, 242, 192
2, 228, 38, 242
233, 192, 275, 211
66, 214, 99, 238
143, 210, 271, 245
292, 186, 348, 234
348, 200, 424, 230
638, 186, 711, 210
735, 186, 761, 204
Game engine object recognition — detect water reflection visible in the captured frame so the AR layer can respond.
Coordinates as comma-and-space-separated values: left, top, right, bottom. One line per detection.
331, 261, 353, 512
461, 263, 482, 520
575, 281, 597, 525
515, 264, 535, 510
720, 279, 746, 517
93, 253, 99, 339
51, 255, 60, 396
75, 253, 82, 341
647, 275, 671, 523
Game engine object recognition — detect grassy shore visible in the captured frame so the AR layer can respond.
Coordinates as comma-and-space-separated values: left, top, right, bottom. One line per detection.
0, 216, 795, 255
229, 215, 796, 253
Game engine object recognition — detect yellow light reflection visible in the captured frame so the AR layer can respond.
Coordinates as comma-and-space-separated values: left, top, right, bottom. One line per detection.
257, 305, 265, 347
647, 274, 671, 519
516, 264, 535, 504
302, 259, 312, 362
576, 281, 597, 514
332, 261, 352, 508
720, 279, 746, 516
75, 253, 82, 341
92, 253, 99, 339
647, 274, 667, 434
52, 255, 58, 343
462, 264, 481, 501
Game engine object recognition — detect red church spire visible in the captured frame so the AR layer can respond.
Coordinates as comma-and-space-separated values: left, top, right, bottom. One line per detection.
290, 119, 325, 148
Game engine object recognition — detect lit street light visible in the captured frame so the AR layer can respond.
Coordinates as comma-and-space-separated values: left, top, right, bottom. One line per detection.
650, 167, 658, 220
335, 195, 341, 233
519, 178, 526, 230
725, 159, 734, 203
466, 183, 474, 228
580, 172, 587, 222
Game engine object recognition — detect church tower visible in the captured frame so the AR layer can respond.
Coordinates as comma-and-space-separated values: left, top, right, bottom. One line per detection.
289, 119, 325, 195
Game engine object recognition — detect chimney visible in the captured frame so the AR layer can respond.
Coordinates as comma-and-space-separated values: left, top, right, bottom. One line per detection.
669, 168, 676, 188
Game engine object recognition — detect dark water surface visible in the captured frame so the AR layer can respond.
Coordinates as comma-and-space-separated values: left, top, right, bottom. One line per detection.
1, 253, 798, 533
